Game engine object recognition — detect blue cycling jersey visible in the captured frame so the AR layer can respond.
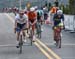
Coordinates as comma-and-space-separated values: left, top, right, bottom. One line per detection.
53, 14, 64, 26
37, 10, 44, 16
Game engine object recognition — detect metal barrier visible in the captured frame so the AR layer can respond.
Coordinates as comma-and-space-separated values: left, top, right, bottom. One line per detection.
64, 15, 75, 33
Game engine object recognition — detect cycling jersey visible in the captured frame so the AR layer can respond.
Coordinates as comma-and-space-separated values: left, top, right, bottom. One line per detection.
53, 14, 64, 26
15, 14, 28, 24
15, 14, 28, 32
28, 11, 37, 23
37, 10, 44, 16
50, 7, 57, 14
36, 10, 44, 21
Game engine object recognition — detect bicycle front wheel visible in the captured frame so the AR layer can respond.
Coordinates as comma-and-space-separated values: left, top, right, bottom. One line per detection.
30, 28, 33, 46
37, 24, 41, 39
19, 35, 23, 54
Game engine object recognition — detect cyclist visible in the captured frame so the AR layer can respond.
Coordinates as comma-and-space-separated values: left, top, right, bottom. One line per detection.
50, 4, 59, 23
12, 7, 17, 16
43, 6, 48, 21
14, 10, 28, 47
36, 9, 44, 29
36, 9, 44, 22
28, 7, 37, 41
52, 10, 64, 45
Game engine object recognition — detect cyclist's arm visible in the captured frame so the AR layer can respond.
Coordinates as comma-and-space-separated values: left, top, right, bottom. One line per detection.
14, 20, 17, 28
32, 13, 37, 25
32, 19, 37, 25
14, 18, 17, 28
14, 15, 19, 28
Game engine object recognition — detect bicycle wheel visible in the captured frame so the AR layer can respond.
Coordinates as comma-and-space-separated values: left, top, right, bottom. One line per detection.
37, 23, 41, 39
54, 27, 61, 48
38, 24, 41, 38
56, 32, 61, 48
58, 33, 61, 48
30, 28, 33, 46
19, 35, 23, 54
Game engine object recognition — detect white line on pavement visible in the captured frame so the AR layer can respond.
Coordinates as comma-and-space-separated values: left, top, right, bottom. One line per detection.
45, 43, 75, 46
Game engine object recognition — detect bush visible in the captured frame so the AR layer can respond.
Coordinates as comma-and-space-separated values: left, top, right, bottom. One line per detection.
63, 5, 70, 14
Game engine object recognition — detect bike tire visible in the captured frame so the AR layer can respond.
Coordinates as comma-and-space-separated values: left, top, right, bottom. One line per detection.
19, 35, 23, 54
39, 25, 41, 39
57, 33, 61, 48
59, 35, 61, 48
30, 29, 33, 46
37, 24, 41, 39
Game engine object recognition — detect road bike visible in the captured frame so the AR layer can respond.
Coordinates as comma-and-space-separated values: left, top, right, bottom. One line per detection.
16, 28, 27, 54
54, 26, 62, 48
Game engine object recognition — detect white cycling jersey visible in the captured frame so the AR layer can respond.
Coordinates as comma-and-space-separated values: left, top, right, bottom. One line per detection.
15, 14, 28, 24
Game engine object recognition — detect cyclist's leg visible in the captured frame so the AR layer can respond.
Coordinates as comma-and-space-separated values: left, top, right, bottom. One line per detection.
21, 23, 27, 42
16, 30, 20, 48
22, 23, 26, 37
22, 30, 27, 42
32, 23, 36, 41
56, 30, 61, 48
54, 29, 57, 41
32, 24, 35, 35
16, 23, 21, 41
53, 27, 59, 46
16, 32, 20, 41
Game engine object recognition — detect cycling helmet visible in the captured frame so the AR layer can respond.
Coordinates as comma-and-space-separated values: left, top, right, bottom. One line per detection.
57, 10, 63, 15
19, 10, 24, 15
30, 7, 35, 11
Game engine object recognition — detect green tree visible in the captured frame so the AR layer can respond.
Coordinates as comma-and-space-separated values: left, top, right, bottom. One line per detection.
69, 0, 75, 14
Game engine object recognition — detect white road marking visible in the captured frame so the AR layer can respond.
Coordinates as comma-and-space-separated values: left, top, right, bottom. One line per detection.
45, 43, 75, 46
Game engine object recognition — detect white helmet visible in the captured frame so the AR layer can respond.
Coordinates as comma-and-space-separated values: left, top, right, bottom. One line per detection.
57, 10, 63, 15
30, 7, 35, 11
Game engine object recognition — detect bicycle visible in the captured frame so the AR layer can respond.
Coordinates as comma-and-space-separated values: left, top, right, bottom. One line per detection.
16, 28, 26, 54
36, 22, 42, 39
54, 26, 62, 48
19, 30, 23, 53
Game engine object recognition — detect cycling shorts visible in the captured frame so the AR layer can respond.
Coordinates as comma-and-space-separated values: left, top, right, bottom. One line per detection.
16, 23, 26, 32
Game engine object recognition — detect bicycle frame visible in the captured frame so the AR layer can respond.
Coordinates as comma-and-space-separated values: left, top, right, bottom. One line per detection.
29, 25, 33, 45
19, 30, 23, 54
36, 22, 41, 38
54, 26, 61, 48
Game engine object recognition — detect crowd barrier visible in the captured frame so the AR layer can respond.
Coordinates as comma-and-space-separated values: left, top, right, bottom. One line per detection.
64, 15, 75, 32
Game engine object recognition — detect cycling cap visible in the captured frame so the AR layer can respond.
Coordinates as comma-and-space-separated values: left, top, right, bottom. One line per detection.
19, 10, 24, 15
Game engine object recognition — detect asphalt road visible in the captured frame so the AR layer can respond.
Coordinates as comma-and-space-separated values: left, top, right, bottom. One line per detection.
0, 13, 75, 59
0, 13, 47, 59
